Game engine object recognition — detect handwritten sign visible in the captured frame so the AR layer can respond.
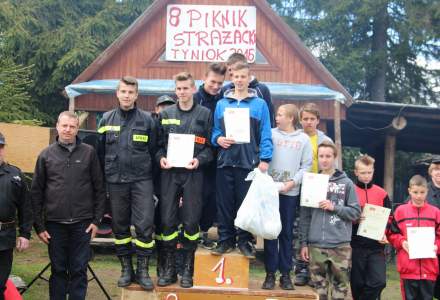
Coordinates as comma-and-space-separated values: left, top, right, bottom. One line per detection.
166, 5, 257, 62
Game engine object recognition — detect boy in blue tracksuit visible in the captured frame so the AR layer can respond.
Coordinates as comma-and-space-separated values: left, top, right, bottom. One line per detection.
211, 61, 273, 259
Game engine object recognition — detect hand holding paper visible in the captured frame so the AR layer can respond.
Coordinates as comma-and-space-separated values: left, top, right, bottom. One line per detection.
357, 204, 391, 241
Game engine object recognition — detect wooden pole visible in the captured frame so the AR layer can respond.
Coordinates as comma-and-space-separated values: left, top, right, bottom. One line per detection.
68, 96, 75, 112
333, 101, 343, 168
384, 134, 396, 200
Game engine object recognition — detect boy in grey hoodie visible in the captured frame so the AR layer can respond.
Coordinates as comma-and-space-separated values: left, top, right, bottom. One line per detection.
299, 141, 360, 300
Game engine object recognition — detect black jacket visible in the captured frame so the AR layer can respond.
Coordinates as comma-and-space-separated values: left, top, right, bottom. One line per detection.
222, 77, 275, 127
193, 84, 222, 120
428, 182, 440, 209
156, 102, 213, 168
98, 106, 156, 183
0, 163, 32, 251
31, 138, 106, 234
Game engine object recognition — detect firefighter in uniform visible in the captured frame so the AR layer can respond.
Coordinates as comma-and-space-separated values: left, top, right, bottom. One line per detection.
98, 76, 157, 290
156, 72, 213, 288
0, 132, 32, 300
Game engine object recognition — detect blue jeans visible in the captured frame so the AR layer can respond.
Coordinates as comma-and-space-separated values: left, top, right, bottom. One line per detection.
264, 194, 298, 273
46, 220, 91, 300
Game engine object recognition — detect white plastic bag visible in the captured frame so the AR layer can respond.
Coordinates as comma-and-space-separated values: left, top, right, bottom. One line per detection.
234, 168, 281, 240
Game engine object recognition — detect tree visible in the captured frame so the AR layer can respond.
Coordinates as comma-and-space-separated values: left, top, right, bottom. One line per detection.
0, 0, 152, 123
0, 55, 47, 124
269, 0, 440, 104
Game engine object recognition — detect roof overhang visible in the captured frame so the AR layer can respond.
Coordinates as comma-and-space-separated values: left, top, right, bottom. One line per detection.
65, 79, 347, 104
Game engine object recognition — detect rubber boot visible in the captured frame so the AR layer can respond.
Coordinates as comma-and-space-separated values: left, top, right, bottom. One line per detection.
117, 255, 135, 287
157, 247, 177, 287
156, 240, 165, 278
180, 250, 195, 288
136, 255, 154, 290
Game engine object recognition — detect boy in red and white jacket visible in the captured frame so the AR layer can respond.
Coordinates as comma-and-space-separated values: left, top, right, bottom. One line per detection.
387, 175, 440, 300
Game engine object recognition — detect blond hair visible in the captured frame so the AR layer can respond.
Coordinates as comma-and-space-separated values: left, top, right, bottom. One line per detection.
409, 175, 428, 188
174, 72, 195, 87
278, 104, 299, 124
300, 102, 320, 120
318, 141, 338, 158
355, 154, 375, 169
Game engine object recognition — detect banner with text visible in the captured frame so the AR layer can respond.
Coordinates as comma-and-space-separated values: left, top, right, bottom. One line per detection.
166, 5, 256, 63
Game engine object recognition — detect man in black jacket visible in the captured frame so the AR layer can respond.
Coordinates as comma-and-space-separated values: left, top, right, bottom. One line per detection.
156, 72, 213, 288
0, 132, 32, 300
31, 111, 105, 300
98, 76, 157, 290
193, 63, 227, 249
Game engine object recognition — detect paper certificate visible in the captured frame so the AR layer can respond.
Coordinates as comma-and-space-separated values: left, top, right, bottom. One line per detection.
167, 133, 195, 168
300, 172, 329, 208
224, 107, 250, 143
407, 227, 436, 259
357, 204, 391, 241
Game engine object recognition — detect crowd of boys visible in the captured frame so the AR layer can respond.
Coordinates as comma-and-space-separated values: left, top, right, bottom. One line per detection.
1, 52, 440, 300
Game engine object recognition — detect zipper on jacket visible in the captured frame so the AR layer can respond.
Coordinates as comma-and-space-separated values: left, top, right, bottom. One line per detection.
417, 207, 422, 279
364, 183, 369, 204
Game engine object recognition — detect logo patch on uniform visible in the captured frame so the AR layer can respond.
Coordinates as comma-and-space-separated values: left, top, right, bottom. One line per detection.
133, 134, 149, 142
13, 175, 21, 182
75, 160, 81, 163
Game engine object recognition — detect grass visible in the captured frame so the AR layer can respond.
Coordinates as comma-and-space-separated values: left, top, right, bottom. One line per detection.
11, 238, 402, 299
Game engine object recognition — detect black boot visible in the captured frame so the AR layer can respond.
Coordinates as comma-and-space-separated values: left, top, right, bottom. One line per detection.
136, 255, 154, 291
180, 250, 195, 288
157, 247, 177, 287
156, 241, 165, 278
280, 272, 294, 290
262, 272, 276, 290
294, 260, 309, 286
117, 255, 135, 287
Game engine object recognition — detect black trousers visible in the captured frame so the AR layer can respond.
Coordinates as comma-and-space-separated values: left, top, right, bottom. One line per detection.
434, 255, 440, 299
160, 170, 203, 250
351, 247, 386, 300
0, 249, 13, 300
199, 164, 217, 232
401, 279, 435, 300
108, 180, 155, 256
216, 167, 253, 245
46, 221, 91, 300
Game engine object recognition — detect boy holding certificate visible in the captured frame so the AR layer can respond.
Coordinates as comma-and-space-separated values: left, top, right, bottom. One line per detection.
156, 72, 213, 288
211, 61, 273, 259
262, 104, 312, 290
387, 175, 440, 300
350, 155, 391, 300
299, 141, 360, 300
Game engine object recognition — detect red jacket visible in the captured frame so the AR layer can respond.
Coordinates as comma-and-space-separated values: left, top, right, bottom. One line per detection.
387, 201, 440, 280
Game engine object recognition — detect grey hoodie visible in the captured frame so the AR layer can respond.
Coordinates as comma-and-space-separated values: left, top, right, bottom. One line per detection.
268, 128, 313, 196
298, 129, 333, 145
299, 170, 361, 248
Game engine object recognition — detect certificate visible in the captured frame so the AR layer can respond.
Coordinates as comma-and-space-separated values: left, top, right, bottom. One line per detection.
167, 133, 195, 168
224, 107, 250, 143
407, 227, 436, 259
300, 172, 329, 208
357, 204, 391, 241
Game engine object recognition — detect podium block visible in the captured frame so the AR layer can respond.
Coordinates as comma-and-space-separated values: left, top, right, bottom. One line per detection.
193, 248, 249, 289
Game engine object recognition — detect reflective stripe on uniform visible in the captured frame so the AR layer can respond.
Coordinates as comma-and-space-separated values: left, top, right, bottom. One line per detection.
135, 239, 155, 249
162, 231, 179, 241
161, 119, 181, 125
114, 237, 132, 245
98, 125, 121, 133
184, 231, 200, 241
155, 234, 163, 241
133, 134, 149, 142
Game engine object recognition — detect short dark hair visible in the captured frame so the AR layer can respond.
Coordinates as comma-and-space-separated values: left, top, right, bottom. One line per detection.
174, 72, 195, 86
318, 141, 338, 158
230, 61, 249, 72
206, 63, 227, 76
300, 102, 320, 120
117, 76, 138, 92
226, 52, 247, 66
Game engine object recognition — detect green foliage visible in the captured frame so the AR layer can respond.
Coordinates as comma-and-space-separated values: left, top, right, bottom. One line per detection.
0, 0, 152, 124
269, 0, 440, 104
0, 56, 48, 124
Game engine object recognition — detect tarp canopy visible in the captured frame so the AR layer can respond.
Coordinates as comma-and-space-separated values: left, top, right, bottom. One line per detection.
65, 79, 346, 103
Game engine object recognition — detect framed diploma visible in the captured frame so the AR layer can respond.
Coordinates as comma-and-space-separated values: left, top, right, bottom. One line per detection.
300, 172, 329, 208
357, 204, 391, 241
224, 107, 250, 144
167, 133, 195, 168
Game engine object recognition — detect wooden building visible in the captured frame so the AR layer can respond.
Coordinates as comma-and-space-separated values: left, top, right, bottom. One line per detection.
67, 0, 354, 166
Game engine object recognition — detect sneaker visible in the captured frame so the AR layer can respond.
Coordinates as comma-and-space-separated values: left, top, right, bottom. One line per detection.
262, 272, 275, 290
280, 273, 294, 290
199, 232, 217, 250
211, 241, 235, 256
238, 242, 256, 259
